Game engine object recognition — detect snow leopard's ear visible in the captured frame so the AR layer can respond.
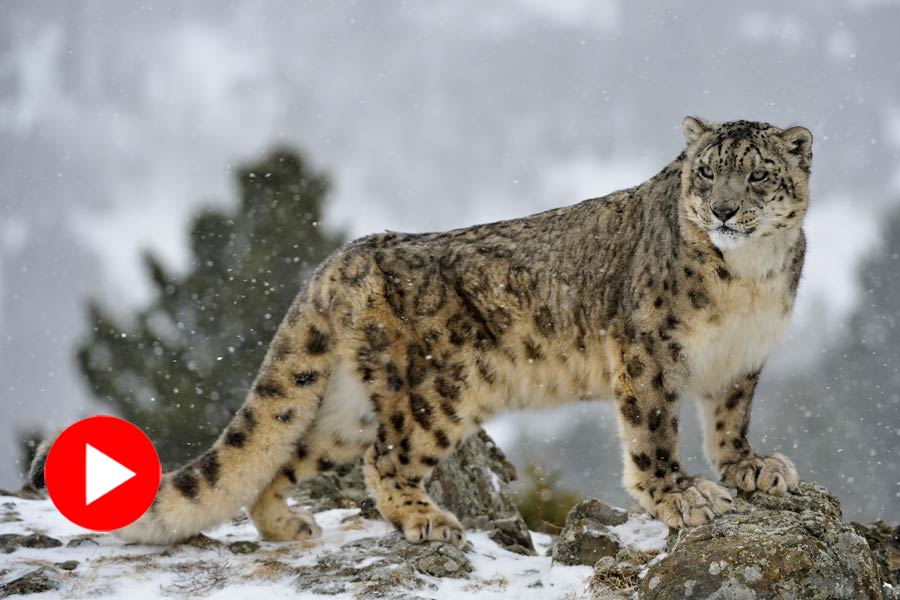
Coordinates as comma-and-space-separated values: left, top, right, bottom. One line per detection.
682, 116, 711, 147
780, 125, 813, 173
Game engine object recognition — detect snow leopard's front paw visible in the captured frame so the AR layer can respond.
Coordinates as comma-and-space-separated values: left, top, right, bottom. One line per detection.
398, 504, 466, 548
255, 508, 322, 542
651, 476, 734, 528
719, 452, 798, 496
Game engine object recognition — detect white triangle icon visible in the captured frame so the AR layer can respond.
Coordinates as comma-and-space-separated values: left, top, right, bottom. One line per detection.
85, 444, 136, 505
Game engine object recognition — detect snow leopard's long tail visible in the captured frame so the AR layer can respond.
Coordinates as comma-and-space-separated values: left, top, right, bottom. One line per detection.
117, 303, 333, 544
28, 299, 334, 545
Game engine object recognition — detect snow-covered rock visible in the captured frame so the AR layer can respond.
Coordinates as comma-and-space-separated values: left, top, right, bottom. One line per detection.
0, 496, 622, 599
0, 427, 640, 599
639, 482, 887, 600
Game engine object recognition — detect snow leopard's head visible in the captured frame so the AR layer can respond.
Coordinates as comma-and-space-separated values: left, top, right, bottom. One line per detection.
680, 117, 812, 250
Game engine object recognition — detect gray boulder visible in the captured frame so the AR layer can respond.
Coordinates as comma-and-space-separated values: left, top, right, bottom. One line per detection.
0, 533, 62, 554
552, 499, 628, 566
639, 482, 884, 600
851, 520, 900, 600
0, 569, 60, 598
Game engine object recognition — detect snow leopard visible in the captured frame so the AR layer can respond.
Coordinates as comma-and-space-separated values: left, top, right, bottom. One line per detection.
30, 116, 812, 547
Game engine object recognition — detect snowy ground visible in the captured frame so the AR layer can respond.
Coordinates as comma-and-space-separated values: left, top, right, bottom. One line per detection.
0, 497, 668, 599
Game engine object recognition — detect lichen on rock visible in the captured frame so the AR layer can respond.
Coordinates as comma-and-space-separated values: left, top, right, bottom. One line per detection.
638, 482, 883, 600
0, 568, 60, 598
290, 532, 474, 598
0, 533, 62, 554
551, 499, 626, 566
851, 520, 900, 600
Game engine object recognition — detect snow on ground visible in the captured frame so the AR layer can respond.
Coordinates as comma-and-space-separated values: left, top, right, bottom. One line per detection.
608, 514, 668, 554
0, 497, 667, 599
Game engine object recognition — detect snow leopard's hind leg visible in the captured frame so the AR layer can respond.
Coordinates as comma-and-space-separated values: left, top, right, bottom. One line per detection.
354, 322, 475, 548
249, 345, 383, 541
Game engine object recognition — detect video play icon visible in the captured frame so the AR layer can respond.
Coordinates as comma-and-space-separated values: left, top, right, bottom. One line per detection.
85, 444, 136, 505
45, 415, 161, 531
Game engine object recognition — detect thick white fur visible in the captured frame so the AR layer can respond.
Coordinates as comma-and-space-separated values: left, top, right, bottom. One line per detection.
317, 360, 378, 446
684, 232, 797, 397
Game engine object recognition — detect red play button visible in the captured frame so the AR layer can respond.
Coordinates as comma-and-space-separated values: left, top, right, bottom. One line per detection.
45, 416, 161, 531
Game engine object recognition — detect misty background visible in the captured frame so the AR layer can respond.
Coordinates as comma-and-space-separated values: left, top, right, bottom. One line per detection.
1, 0, 898, 521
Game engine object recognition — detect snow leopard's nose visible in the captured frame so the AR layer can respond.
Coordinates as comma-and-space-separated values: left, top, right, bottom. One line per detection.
711, 203, 739, 223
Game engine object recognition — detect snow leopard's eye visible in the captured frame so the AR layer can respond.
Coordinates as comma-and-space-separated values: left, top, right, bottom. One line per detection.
748, 170, 768, 183
699, 165, 714, 179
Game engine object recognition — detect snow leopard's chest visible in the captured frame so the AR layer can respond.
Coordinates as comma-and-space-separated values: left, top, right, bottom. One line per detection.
683, 273, 792, 395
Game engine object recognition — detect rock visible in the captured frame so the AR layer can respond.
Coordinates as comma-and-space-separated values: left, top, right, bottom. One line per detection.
1, 502, 21, 524
292, 532, 472, 598
565, 498, 628, 528
180, 533, 223, 550
487, 516, 536, 556
412, 545, 471, 578
729, 479, 842, 520
426, 430, 517, 521
54, 561, 78, 571
228, 540, 261, 554
0, 568, 60, 597
294, 462, 368, 513
551, 499, 624, 565
639, 482, 883, 600
160, 533, 223, 557
552, 523, 621, 566
616, 545, 657, 564
296, 429, 534, 555
357, 497, 381, 520
341, 532, 473, 579
0, 533, 62, 553
852, 520, 900, 598
66, 535, 100, 547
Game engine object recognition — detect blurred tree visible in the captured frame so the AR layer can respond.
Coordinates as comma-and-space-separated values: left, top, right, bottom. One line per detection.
77, 149, 344, 468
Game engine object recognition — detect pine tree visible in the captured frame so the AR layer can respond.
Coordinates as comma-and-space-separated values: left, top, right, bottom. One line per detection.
77, 149, 344, 468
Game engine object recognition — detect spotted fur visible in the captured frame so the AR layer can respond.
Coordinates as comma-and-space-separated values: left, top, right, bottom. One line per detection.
42, 117, 810, 546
